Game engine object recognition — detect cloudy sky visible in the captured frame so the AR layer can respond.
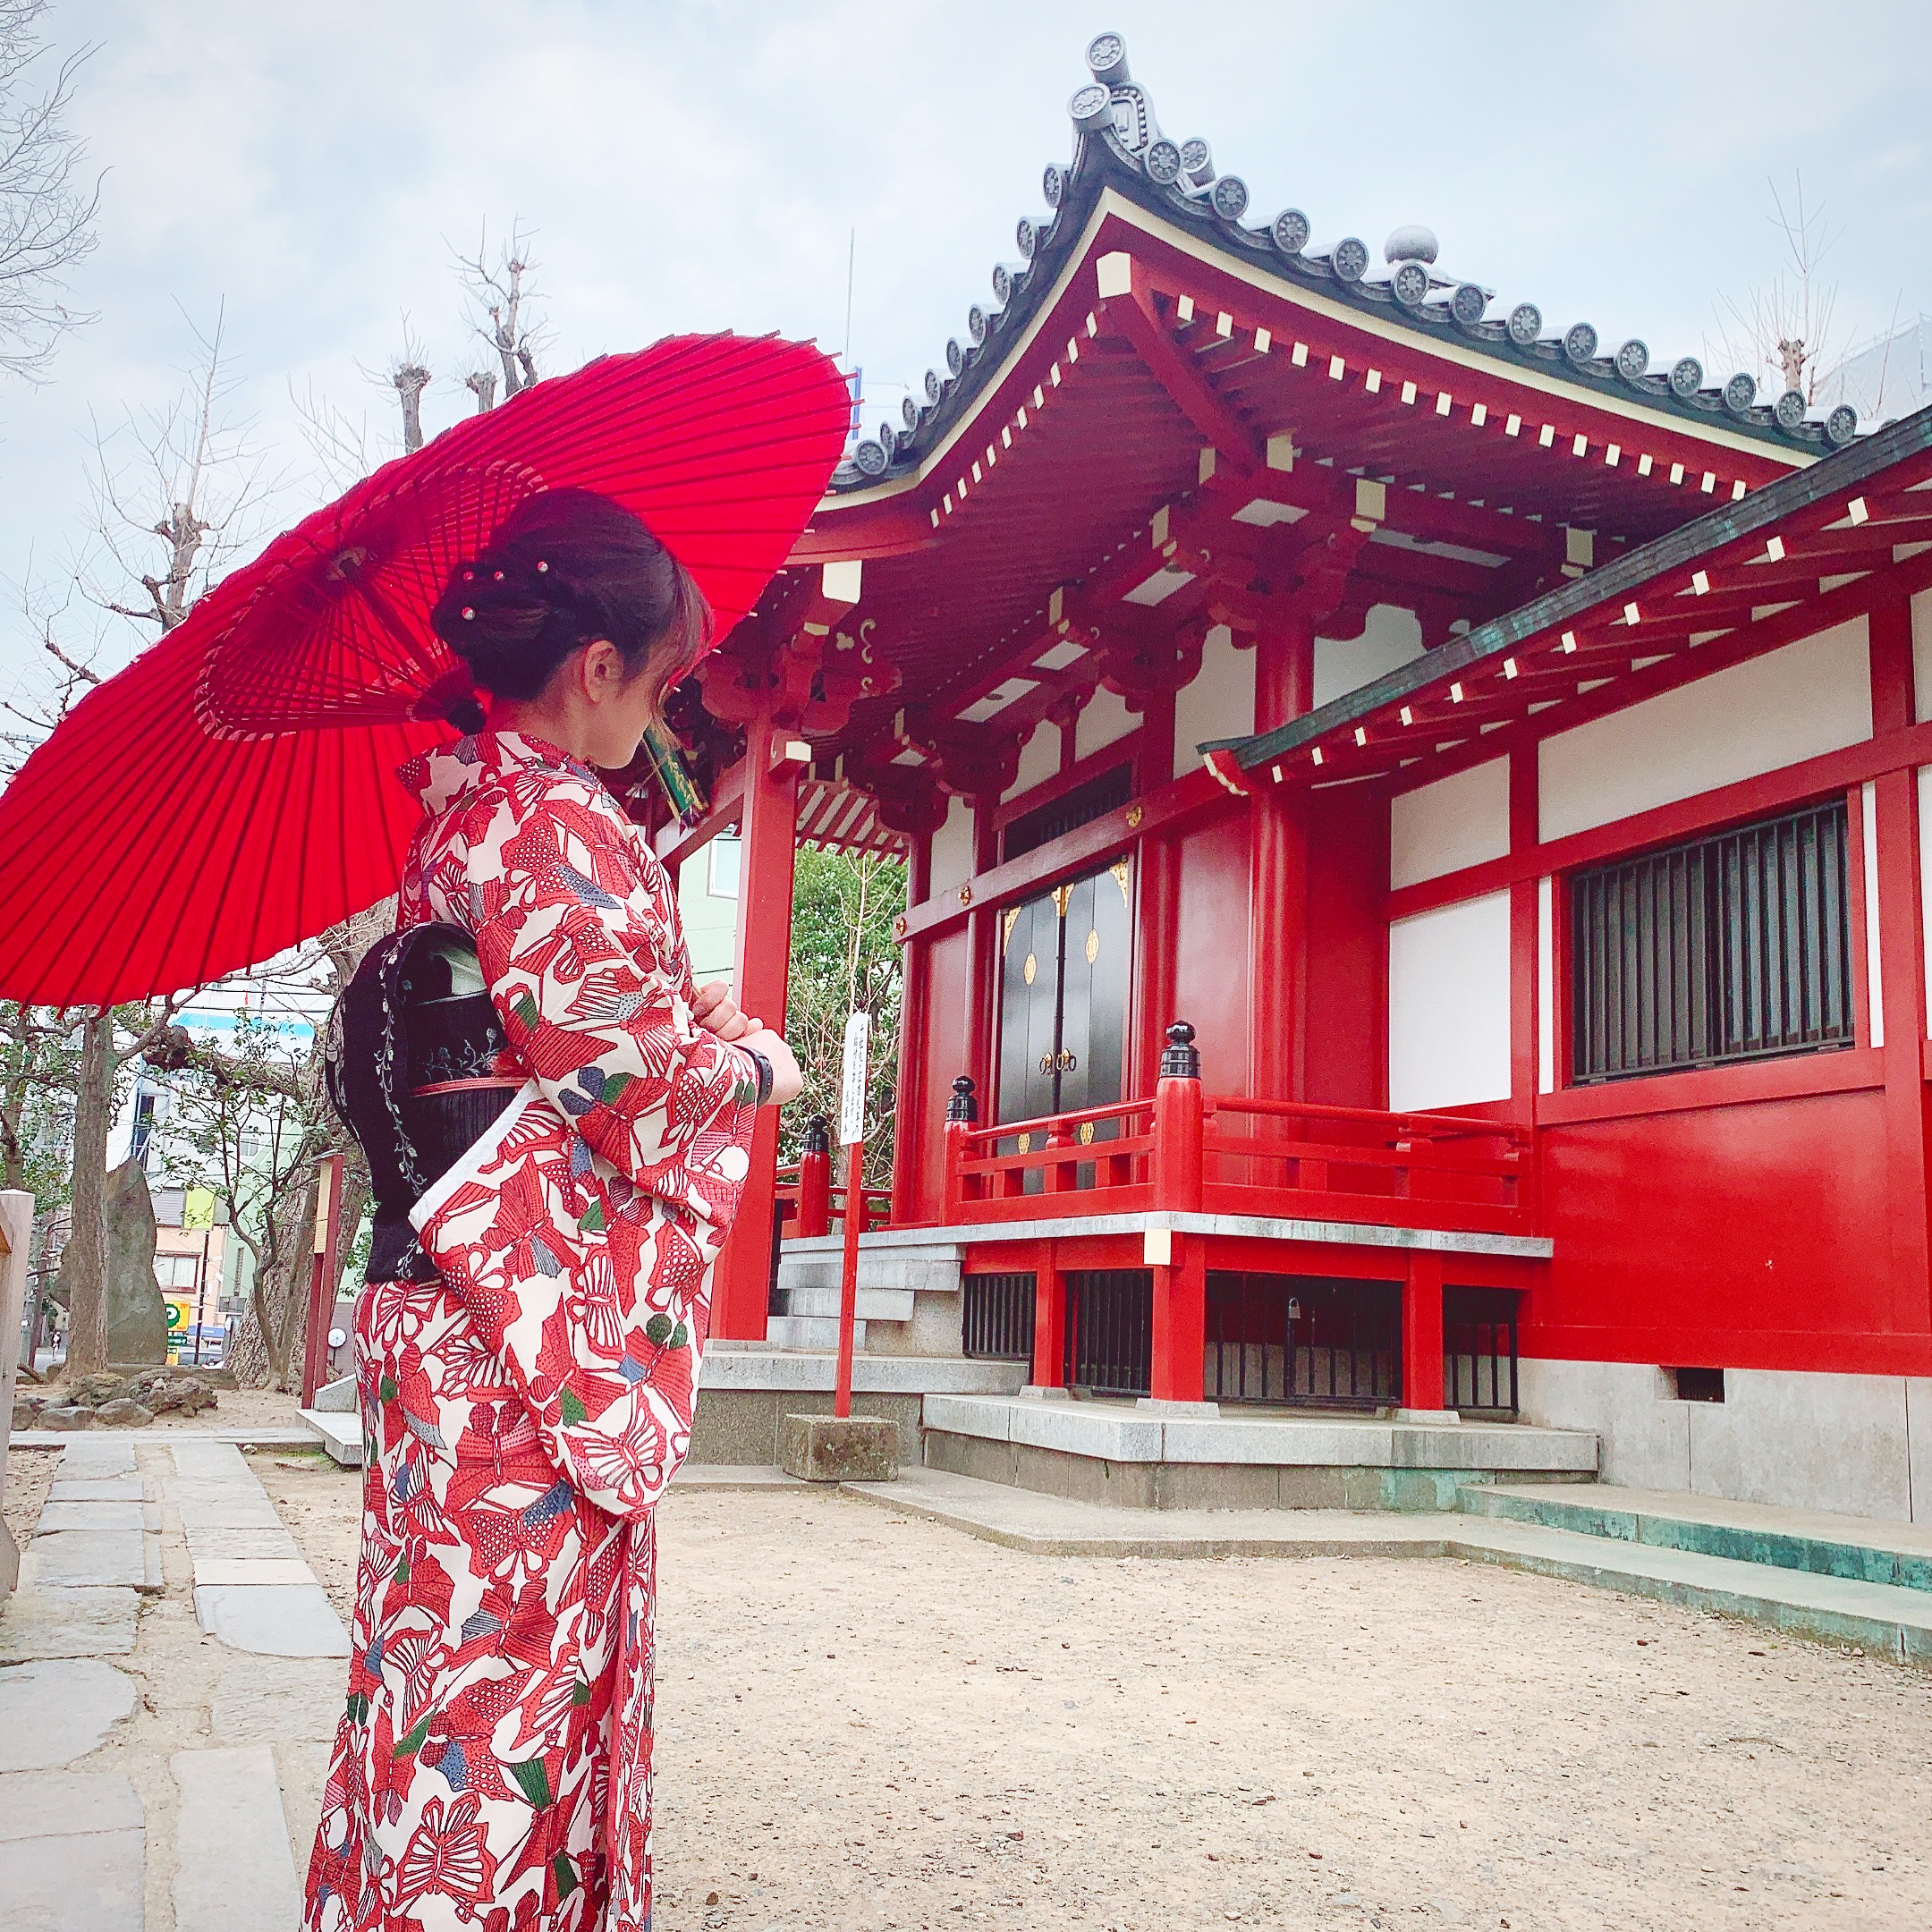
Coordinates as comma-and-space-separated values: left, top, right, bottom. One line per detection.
4, 0, 1930, 698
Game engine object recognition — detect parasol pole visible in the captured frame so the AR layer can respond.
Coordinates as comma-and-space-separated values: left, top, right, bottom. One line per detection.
832, 1011, 869, 1420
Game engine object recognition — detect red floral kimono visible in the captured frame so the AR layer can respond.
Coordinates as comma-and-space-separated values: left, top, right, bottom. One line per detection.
306, 731, 761, 1932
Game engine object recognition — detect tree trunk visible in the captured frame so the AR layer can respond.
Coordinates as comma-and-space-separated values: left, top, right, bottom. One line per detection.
64, 1011, 113, 1373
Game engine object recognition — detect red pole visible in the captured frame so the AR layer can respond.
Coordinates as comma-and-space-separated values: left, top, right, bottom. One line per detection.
833, 1138, 864, 1419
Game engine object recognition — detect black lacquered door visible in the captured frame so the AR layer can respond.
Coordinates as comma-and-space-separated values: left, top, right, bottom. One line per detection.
995, 861, 1131, 1186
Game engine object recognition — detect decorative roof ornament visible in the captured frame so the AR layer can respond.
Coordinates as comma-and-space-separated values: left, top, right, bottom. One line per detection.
837, 30, 1841, 490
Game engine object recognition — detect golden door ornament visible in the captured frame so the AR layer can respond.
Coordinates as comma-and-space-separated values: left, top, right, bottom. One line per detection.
1002, 905, 1021, 953
1111, 857, 1131, 907
1053, 882, 1073, 917
1085, 928, 1099, 964
1023, 951, 1037, 986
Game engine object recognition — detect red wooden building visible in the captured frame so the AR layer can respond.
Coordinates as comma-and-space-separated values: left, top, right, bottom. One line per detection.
643, 37, 1932, 1521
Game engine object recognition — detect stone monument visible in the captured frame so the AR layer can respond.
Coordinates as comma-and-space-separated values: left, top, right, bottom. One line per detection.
50, 1160, 168, 1368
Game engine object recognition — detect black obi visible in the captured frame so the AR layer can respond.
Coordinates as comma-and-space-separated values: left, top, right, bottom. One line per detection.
327, 923, 521, 1283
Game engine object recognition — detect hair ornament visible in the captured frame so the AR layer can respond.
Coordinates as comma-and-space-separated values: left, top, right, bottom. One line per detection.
535, 560, 549, 572
492, 570, 505, 580
461, 606, 475, 621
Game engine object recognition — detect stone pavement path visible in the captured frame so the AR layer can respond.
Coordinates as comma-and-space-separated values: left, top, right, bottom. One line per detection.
0, 1434, 352, 1931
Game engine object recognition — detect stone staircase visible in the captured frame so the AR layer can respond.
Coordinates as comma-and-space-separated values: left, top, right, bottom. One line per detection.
767, 1234, 966, 1355
1457, 1480, 1932, 1596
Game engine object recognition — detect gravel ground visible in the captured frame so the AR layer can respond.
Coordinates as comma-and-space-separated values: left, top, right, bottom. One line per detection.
252, 1463, 1932, 1932
3, 1443, 58, 1551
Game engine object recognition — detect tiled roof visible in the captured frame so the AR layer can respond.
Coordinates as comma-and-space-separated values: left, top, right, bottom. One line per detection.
831, 32, 1857, 491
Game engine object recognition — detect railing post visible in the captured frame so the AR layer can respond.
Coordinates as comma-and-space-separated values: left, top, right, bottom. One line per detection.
944, 1076, 977, 1222
1045, 1113, 1078, 1195
1152, 1022, 1204, 1213
1148, 1021, 1209, 1406
799, 1114, 832, 1239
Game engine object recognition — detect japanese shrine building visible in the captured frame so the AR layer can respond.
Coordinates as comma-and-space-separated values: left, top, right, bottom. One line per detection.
645, 35, 1932, 1521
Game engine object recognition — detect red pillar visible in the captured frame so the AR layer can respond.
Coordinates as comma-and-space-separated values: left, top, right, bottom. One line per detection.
963, 800, 1000, 1106
1249, 615, 1315, 1103
1868, 599, 1932, 1334
1401, 1250, 1447, 1413
1148, 1238, 1207, 1403
712, 714, 804, 1341
891, 826, 933, 1226
1030, 1241, 1065, 1391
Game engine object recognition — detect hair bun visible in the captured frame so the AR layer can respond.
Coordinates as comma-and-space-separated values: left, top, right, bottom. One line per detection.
430, 555, 552, 690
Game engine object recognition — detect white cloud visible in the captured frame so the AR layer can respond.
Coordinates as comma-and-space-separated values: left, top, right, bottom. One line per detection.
2, 0, 1929, 692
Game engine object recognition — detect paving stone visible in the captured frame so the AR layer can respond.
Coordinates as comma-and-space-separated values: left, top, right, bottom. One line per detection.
173, 1496, 284, 1530
45, 1479, 148, 1503
34, 1501, 148, 1535
167, 1441, 250, 1479
0, 1585, 140, 1661
0, 1824, 144, 1930
20, 1530, 160, 1592
172, 1746, 303, 1932
192, 1557, 318, 1587
184, 1523, 303, 1561
0, 1659, 138, 1770
0, 1767, 144, 1841
54, 1441, 135, 1479
195, 1583, 350, 1658
212, 1654, 351, 1743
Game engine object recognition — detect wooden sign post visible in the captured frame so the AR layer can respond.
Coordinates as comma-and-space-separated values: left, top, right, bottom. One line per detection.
834, 1011, 869, 1419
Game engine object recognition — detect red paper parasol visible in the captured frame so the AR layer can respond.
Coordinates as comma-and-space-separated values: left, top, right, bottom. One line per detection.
0, 334, 850, 1005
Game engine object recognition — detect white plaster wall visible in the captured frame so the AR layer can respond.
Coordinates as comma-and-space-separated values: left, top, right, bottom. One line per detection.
1538, 618, 1873, 843
1000, 720, 1059, 804
926, 793, 974, 902
1389, 756, 1511, 890
1172, 623, 1255, 779
1314, 603, 1426, 709
1386, 890, 1512, 1111
1912, 587, 1932, 723
1075, 682, 1137, 762
1519, 1359, 1932, 1522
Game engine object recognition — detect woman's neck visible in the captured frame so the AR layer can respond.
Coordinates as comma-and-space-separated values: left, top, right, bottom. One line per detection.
486, 696, 590, 763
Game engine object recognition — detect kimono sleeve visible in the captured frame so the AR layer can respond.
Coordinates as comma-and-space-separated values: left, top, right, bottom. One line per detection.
461, 776, 761, 1214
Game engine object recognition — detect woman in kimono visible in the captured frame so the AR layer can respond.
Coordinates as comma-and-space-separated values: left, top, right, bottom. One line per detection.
306, 487, 802, 1932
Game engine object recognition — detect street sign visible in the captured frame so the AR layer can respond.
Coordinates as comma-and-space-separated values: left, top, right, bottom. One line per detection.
839, 1011, 870, 1146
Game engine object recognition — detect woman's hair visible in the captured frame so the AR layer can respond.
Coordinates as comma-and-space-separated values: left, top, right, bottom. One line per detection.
429, 487, 712, 730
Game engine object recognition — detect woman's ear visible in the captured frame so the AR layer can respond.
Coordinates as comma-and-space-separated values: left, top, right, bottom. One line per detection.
578, 637, 625, 701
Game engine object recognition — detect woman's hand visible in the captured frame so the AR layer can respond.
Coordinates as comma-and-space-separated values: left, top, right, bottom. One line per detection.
737, 1023, 804, 1106
691, 980, 752, 1042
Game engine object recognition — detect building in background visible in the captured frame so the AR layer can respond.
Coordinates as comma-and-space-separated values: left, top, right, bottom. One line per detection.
1816, 314, 1932, 428
621, 34, 1932, 1528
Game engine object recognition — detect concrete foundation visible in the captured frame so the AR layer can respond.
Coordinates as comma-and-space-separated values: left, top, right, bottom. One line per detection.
919, 1392, 1597, 1512
780, 1413, 899, 1483
1518, 1358, 1932, 1525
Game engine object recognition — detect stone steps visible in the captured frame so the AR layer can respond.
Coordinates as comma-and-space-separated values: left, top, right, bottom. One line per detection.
298, 1407, 365, 1468
769, 1282, 917, 1323
764, 1315, 869, 1352
845, 1467, 1932, 1663
1459, 1480, 1932, 1595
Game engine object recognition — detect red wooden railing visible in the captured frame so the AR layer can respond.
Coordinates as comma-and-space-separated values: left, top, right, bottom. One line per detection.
774, 1114, 891, 1238
939, 1032, 1536, 1238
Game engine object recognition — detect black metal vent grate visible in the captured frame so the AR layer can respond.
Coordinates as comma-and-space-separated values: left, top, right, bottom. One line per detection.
1204, 1274, 1401, 1409
1063, 1269, 1152, 1395
962, 1272, 1036, 1362
1444, 1287, 1519, 1416
1571, 799, 1852, 1083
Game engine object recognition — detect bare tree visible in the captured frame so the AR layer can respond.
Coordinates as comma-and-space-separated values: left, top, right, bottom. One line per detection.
0, 0, 99, 379
84, 305, 274, 636
456, 221, 542, 404
1711, 172, 1843, 406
